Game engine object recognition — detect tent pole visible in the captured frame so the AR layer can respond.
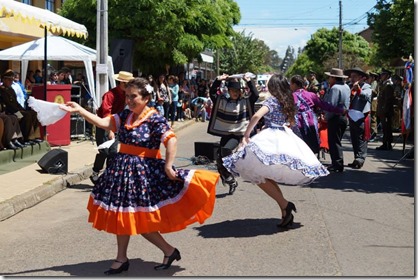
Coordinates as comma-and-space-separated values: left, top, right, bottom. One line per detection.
43, 27, 47, 100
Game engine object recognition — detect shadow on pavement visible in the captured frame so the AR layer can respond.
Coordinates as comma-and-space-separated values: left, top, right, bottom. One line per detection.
195, 218, 303, 238
0, 258, 185, 277
67, 183, 93, 192
312, 155, 414, 197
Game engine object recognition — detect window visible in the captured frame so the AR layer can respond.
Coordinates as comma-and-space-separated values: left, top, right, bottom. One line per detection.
45, 0, 55, 12
21, 0, 32, 4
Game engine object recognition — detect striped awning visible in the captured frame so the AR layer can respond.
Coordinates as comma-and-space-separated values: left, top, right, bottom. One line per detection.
0, 0, 88, 39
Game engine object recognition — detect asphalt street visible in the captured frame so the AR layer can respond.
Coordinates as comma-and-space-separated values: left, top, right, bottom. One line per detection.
0, 121, 414, 277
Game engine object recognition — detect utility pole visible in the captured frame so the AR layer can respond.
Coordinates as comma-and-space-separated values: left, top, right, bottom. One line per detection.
338, 0, 343, 68
96, 0, 108, 110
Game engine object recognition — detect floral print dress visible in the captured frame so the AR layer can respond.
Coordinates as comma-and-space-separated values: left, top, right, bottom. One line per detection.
222, 96, 329, 186
87, 107, 219, 235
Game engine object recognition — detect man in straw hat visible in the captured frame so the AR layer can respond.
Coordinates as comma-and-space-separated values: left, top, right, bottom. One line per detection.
90, 71, 135, 184
344, 67, 372, 169
322, 68, 350, 172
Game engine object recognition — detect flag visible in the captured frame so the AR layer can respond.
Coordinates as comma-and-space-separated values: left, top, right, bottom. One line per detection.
401, 84, 413, 134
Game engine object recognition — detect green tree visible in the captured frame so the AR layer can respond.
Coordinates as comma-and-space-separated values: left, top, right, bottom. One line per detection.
60, 0, 240, 74
367, 0, 414, 63
218, 30, 273, 74
287, 28, 371, 80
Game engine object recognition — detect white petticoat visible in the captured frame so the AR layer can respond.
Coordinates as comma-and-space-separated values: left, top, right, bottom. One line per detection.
222, 126, 329, 185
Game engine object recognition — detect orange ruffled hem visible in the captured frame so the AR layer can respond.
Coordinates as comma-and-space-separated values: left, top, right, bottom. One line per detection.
87, 170, 219, 235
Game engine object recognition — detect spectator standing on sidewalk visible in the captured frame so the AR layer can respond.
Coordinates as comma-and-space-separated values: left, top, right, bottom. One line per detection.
90, 71, 134, 184
208, 73, 259, 195
322, 68, 351, 172
60, 77, 219, 275
157, 74, 171, 121
168, 75, 179, 127
344, 67, 372, 169
376, 69, 395, 151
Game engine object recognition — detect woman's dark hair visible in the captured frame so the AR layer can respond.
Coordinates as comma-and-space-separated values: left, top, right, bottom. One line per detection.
126, 77, 152, 99
267, 74, 296, 125
290, 75, 305, 89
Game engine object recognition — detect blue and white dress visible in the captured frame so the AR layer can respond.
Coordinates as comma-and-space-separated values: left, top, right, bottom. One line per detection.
222, 96, 329, 186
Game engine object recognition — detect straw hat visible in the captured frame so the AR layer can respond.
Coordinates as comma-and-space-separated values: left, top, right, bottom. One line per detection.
113, 71, 134, 82
2, 69, 14, 79
324, 68, 348, 78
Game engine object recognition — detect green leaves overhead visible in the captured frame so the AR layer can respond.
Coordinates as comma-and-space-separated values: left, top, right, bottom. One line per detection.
367, 0, 414, 63
219, 30, 277, 74
60, 0, 240, 73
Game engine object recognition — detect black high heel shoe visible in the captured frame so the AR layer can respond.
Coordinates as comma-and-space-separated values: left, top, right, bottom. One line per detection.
104, 259, 129, 275
154, 248, 181, 270
278, 201, 297, 227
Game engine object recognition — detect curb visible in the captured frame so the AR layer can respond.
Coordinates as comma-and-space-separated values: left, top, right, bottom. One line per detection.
0, 120, 194, 221
0, 166, 92, 221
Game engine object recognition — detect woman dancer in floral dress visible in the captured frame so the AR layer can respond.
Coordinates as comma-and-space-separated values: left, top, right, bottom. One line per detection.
60, 78, 219, 275
222, 74, 329, 227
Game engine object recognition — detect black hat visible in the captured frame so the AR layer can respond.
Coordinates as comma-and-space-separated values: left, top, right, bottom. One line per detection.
344, 67, 369, 78
380, 68, 392, 76
392, 74, 403, 82
227, 81, 242, 90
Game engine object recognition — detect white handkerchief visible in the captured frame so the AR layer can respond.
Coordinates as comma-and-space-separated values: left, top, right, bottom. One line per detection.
228, 72, 256, 79
348, 109, 364, 122
27, 96, 68, 126
96, 138, 115, 150
14, 111, 23, 119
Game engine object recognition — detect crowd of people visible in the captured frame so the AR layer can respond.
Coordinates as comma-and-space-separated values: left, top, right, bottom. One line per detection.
146, 74, 213, 125
0, 69, 43, 150
4, 64, 409, 274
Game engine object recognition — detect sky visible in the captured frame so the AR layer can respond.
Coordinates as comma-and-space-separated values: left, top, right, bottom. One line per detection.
233, 0, 379, 58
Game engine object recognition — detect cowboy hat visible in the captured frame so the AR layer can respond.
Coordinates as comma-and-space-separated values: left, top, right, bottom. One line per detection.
368, 71, 379, 78
226, 81, 242, 90
380, 68, 392, 76
113, 71, 134, 82
324, 68, 348, 78
344, 67, 369, 78
2, 69, 14, 79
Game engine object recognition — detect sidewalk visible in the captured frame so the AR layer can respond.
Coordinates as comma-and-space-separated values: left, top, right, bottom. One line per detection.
0, 120, 195, 221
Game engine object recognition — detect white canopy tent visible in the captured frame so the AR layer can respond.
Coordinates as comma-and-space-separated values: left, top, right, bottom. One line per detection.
0, 35, 115, 109
0, 0, 88, 39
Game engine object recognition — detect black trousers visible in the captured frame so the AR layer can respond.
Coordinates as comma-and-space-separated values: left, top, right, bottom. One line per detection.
349, 118, 368, 164
215, 135, 242, 180
93, 127, 118, 173
327, 116, 347, 169
380, 114, 393, 146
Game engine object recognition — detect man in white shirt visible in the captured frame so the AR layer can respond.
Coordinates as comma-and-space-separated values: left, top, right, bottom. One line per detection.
11, 72, 27, 108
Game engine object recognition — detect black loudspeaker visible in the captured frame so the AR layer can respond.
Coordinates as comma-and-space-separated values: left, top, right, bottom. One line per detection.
38, 149, 68, 174
194, 142, 220, 161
